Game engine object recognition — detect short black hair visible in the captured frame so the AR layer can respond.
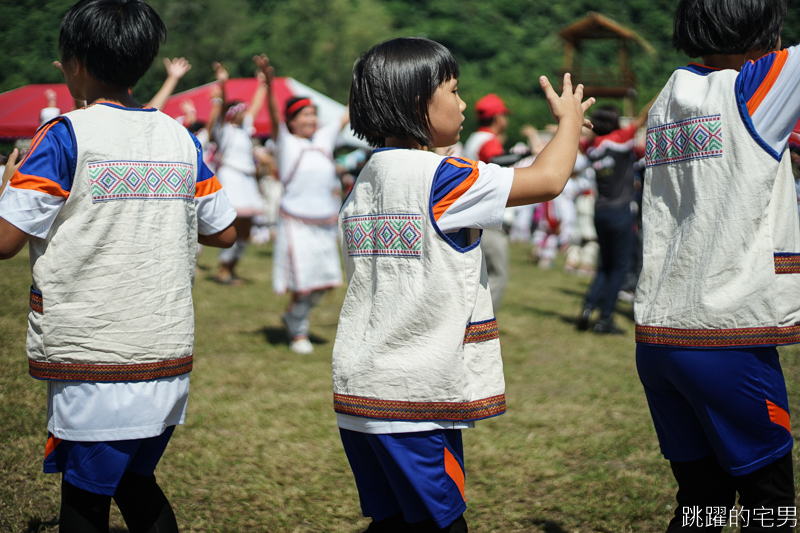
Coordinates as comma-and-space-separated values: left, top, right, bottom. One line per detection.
59, 0, 166, 89
590, 105, 621, 137
673, 0, 786, 58
285, 96, 315, 122
350, 38, 459, 148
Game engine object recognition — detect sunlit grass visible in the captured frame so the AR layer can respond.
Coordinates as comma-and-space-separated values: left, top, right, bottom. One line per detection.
2, 242, 799, 532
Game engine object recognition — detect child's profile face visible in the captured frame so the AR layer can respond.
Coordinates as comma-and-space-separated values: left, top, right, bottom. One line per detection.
428, 78, 466, 147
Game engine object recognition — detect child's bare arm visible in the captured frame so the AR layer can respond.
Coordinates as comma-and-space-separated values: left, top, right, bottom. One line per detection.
0, 149, 30, 259
148, 57, 192, 111
507, 74, 594, 207
254, 55, 281, 142
198, 224, 236, 248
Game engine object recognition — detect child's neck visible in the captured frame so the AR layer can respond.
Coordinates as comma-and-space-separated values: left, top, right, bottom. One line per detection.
384, 137, 426, 150
701, 48, 775, 72
86, 89, 142, 108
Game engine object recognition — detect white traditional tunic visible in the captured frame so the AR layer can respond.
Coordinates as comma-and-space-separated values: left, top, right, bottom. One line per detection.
636, 47, 800, 347
214, 115, 264, 217
273, 121, 343, 294
0, 102, 236, 440
334, 149, 514, 432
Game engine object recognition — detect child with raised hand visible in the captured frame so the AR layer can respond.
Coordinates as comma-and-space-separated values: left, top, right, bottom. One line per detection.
634, 0, 800, 529
334, 37, 593, 532
0, 0, 236, 531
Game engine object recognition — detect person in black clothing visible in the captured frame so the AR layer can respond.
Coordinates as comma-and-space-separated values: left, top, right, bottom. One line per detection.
576, 102, 651, 334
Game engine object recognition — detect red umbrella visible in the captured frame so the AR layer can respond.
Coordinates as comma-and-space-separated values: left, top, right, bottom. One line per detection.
161, 77, 295, 137
0, 84, 77, 140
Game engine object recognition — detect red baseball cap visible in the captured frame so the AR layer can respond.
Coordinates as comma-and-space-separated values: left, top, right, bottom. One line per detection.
475, 93, 511, 121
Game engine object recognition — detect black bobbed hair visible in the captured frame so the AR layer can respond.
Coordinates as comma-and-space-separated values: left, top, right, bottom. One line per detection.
59, 0, 166, 89
349, 38, 459, 148
673, 0, 786, 58
590, 105, 621, 137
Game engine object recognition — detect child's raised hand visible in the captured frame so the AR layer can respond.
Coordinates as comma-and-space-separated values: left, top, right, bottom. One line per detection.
253, 54, 275, 86
540, 73, 594, 130
212, 62, 229, 83
164, 57, 192, 80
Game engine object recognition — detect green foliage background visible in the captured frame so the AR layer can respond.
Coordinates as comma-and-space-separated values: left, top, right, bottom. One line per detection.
1, 0, 799, 140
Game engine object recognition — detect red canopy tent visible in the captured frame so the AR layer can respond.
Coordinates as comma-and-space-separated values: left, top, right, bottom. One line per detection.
161, 77, 297, 137
0, 84, 77, 140
0, 78, 298, 140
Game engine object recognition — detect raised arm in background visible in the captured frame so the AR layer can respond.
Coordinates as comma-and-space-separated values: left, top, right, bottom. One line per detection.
148, 57, 192, 111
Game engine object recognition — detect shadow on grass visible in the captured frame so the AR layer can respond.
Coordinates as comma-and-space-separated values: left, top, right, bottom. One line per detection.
520, 305, 580, 326
525, 518, 569, 533
27, 518, 129, 533
253, 248, 273, 258
258, 326, 329, 346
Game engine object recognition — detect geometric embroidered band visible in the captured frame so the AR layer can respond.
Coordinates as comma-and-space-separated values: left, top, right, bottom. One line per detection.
774, 253, 800, 274
464, 318, 499, 344
646, 114, 723, 168
89, 161, 194, 203
635, 324, 800, 347
333, 393, 506, 421
30, 287, 43, 314
343, 213, 423, 258
28, 355, 193, 382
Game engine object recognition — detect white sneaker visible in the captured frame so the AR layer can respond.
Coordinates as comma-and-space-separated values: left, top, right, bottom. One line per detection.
290, 337, 314, 354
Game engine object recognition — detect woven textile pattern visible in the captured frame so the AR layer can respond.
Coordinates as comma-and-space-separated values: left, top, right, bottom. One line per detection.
635, 324, 800, 347
333, 393, 506, 421
89, 161, 194, 203
646, 115, 723, 168
30, 287, 43, 314
29, 355, 193, 382
464, 318, 499, 344
774, 253, 800, 274
344, 213, 423, 258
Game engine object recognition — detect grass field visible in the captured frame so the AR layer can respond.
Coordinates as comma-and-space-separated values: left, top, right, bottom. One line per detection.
2, 242, 799, 532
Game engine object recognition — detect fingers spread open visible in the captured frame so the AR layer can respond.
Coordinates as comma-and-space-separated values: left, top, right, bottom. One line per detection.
562, 72, 572, 95
539, 76, 557, 100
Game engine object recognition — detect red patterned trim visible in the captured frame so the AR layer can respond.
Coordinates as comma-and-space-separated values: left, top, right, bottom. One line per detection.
464, 318, 499, 344
333, 393, 506, 421
30, 287, 43, 314
635, 324, 800, 347
29, 355, 193, 382
774, 253, 800, 274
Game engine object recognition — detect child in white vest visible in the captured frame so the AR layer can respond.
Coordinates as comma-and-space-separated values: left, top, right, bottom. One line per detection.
336, 37, 593, 532
0, 1, 236, 531
635, 0, 800, 530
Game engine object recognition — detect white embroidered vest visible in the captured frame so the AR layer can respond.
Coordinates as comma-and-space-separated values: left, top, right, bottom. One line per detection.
635, 68, 800, 347
27, 104, 200, 381
333, 149, 505, 421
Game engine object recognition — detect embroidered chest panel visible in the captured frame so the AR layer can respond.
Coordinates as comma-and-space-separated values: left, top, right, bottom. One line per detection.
343, 213, 423, 258
645, 115, 723, 168
88, 161, 194, 203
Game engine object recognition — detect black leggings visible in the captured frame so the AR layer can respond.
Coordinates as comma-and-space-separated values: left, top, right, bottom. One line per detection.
59, 472, 178, 533
666, 452, 794, 532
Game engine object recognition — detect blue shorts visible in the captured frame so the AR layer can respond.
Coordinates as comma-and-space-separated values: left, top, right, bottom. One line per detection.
340, 428, 466, 528
43, 426, 175, 496
636, 344, 793, 475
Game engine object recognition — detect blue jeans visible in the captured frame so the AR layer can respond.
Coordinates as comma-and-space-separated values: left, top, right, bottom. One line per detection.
584, 204, 632, 318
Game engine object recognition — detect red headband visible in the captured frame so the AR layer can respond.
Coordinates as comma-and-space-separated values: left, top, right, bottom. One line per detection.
286, 98, 313, 118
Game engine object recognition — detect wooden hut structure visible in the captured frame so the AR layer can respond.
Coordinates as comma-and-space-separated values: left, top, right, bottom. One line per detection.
559, 12, 655, 115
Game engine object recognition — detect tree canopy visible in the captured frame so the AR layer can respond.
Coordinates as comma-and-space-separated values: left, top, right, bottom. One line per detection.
1, 0, 798, 141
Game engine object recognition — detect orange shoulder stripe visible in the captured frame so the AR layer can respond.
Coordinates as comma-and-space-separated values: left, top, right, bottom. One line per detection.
10, 171, 69, 198
195, 176, 223, 198
747, 49, 789, 116
22, 120, 60, 166
432, 158, 479, 222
